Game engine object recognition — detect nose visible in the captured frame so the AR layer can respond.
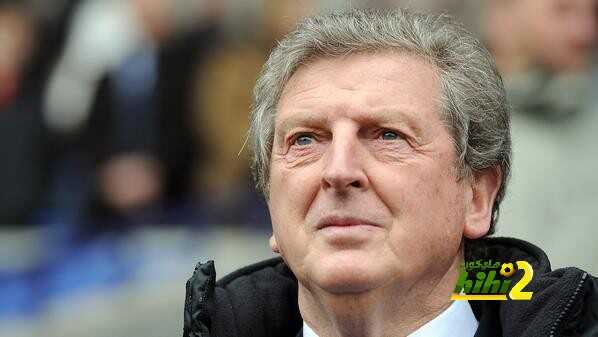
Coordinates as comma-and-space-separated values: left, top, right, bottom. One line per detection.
321, 132, 369, 192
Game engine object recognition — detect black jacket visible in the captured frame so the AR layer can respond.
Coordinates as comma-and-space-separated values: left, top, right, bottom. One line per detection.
183, 237, 598, 337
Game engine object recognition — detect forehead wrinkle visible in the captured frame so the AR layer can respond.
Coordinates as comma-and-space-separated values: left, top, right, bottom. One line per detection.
279, 82, 325, 106
279, 58, 339, 104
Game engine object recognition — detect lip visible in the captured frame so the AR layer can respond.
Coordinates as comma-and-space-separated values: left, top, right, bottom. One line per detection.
316, 215, 382, 230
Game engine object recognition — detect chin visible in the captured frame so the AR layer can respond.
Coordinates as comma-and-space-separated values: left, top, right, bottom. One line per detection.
308, 250, 390, 294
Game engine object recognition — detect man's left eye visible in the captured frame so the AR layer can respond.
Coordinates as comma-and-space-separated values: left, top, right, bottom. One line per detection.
380, 130, 400, 141
293, 134, 314, 146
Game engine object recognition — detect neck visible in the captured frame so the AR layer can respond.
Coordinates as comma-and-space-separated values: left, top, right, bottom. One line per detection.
298, 251, 464, 337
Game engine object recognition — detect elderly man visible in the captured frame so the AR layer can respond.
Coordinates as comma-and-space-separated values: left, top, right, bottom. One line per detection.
183, 8, 598, 337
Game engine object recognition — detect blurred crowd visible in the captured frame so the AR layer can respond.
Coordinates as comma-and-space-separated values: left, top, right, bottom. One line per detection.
0, 0, 596, 336
1, 0, 275, 234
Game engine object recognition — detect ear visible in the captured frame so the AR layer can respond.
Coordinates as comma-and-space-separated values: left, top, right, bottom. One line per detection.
269, 234, 280, 253
463, 167, 502, 239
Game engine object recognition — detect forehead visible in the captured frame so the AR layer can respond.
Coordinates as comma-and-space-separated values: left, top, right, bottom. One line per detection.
275, 51, 442, 132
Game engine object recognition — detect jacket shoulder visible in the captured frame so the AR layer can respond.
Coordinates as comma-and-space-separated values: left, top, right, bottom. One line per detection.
468, 237, 598, 336
557, 270, 598, 336
183, 257, 302, 337
472, 262, 598, 336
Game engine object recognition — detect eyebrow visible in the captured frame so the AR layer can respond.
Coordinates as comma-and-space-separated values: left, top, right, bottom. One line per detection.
275, 108, 427, 141
355, 109, 426, 138
276, 113, 326, 135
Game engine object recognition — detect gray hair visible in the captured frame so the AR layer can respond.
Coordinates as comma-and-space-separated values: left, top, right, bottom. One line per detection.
248, 8, 511, 235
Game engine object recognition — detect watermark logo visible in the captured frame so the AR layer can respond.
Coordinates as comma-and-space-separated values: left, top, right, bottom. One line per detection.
450, 260, 534, 301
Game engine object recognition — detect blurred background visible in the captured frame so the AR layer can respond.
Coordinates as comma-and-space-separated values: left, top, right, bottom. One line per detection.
0, 0, 596, 336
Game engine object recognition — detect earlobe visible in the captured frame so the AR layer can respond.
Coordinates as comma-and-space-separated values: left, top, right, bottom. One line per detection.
463, 167, 502, 239
269, 234, 280, 253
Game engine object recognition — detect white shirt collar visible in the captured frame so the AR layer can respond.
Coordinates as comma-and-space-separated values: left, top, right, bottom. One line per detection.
303, 300, 478, 337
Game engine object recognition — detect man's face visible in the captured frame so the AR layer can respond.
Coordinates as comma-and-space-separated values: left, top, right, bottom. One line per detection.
268, 52, 470, 294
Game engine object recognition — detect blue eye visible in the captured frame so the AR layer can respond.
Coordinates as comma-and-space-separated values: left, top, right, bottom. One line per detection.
294, 134, 314, 146
380, 130, 399, 140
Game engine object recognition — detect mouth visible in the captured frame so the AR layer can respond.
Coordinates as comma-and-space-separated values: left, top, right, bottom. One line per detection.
316, 215, 382, 230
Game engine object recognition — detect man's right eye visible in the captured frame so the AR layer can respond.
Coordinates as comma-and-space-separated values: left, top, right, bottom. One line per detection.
293, 134, 314, 146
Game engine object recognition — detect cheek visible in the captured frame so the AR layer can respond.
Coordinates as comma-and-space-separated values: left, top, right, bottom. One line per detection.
269, 164, 317, 222
268, 163, 321, 262
373, 161, 462, 218
374, 160, 465, 258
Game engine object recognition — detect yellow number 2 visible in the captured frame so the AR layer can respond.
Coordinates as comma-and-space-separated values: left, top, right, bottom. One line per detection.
508, 261, 534, 300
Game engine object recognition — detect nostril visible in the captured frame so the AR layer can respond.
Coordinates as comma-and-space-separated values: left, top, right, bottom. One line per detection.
350, 181, 361, 188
